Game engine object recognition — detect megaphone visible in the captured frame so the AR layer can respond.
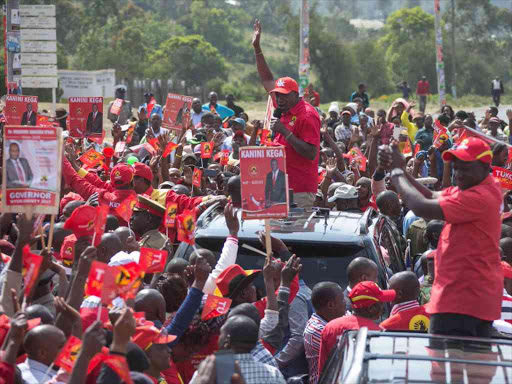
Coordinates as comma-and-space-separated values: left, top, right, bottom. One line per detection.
103, 146, 114, 169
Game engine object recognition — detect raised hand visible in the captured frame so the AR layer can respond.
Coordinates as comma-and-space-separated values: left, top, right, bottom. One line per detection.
192, 256, 212, 291
325, 157, 337, 178
281, 254, 302, 287
252, 19, 262, 48
224, 203, 239, 237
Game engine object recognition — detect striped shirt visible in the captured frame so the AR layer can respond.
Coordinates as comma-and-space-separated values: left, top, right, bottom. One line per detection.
304, 313, 327, 384
501, 289, 512, 325
390, 300, 420, 316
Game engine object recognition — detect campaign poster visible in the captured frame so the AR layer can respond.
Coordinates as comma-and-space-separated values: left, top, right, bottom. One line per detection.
239, 146, 289, 220
68, 97, 104, 139
2, 125, 63, 214
162, 93, 193, 131
4, 95, 38, 126
492, 166, 512, 190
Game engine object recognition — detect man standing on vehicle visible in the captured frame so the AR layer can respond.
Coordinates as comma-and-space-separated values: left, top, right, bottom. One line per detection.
379, 137, 503, 337
252, 19, 320, 209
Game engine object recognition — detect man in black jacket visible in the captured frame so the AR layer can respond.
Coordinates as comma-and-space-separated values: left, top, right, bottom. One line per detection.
265, 159, 286, 205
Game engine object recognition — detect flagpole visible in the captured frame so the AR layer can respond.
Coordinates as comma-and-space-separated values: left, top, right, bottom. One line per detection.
91, 232, 97, 247
42, 362, 55, 381
97, 304, 102, 321
47, 215, 55, 253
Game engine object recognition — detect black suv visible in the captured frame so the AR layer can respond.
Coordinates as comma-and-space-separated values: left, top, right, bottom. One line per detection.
175, 205, 406, 290
319, 327, 512, 383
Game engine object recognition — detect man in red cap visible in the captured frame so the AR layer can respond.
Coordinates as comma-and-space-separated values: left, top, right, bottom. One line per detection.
318, 281, 395, 375
379, 137, 503, 337
62, 157, 137, 226
253, 20, 320, 209
132, 325, 176, 383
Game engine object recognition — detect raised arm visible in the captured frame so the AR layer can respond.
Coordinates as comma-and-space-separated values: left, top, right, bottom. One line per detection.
252, 19, 275, 93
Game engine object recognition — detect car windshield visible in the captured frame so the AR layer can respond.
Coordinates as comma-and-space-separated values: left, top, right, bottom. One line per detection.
194, 238, 369, 289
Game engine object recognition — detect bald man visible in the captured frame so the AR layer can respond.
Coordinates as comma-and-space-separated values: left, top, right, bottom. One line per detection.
165, 258, 189, 279
376, 190, 403, 233
51, 223, 73, 255
380, 271, 430, 332
18, 325, 66, 383
189, 249, 216, 270
114, 227, 136, 252
135, 289, 166, 328
345, 257, 378, 312
97, 232, 123, 264
26, 304, 54, 325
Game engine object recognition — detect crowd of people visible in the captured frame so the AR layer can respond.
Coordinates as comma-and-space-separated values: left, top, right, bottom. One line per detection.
0, 19, 511, 384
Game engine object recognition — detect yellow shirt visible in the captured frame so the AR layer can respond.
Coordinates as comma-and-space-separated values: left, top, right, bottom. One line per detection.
401, 111, 418, 141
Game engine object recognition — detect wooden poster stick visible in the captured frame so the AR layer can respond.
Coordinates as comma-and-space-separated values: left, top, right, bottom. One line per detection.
265, 219, 272, 260
47, 215, 55, 252
39, 224, 46, 250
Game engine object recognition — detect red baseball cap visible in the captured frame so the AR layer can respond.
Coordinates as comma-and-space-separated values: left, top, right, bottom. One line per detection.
64, 205, 97, 238
133, 162, 153, 182
270, 77, 299, 95
132, 325, 176, 350
349, 281, 396, 309
502, 261, 512, 279
215, 264, 261, 298
110, 163, 134, 187
442, 137, 493, 164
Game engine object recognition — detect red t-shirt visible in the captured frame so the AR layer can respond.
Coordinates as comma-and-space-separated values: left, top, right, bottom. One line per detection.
273, 99, 321, 194
416, 80, 430, 96
318, 315, 380, 374
428, 175, 503, 321
360, 197, 378, 212
380, 305, 430, 331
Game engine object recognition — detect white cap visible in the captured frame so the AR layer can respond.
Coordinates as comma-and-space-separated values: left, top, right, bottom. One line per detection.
346, 102, 358, 114
114, 84, 127, 92
328, 184, 358, 202
328, 102, 340, 114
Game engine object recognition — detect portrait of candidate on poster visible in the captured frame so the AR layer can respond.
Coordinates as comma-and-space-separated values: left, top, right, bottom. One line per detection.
239, 146, 289, 220
2, 125, 62, 214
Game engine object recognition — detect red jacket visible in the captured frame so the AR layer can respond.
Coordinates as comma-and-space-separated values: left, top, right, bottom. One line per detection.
380, 304, 430, 332
0, 361, 14, 384
62, 158, 137, 226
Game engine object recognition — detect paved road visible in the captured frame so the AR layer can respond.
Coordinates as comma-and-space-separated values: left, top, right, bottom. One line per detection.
470, 105, 511, 122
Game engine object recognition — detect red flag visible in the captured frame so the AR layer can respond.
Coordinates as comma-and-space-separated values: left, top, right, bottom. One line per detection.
261, 129, 271, 145
147, 97, 156, 118
402, 139, 413, 155
54, 336, 82, 373
85, 261, 118, 304
148, 138, 159, 150
103, 354, 134, 384
115, 195, 137, 223
111, 99, 123, 116
200, 142, 214, 159
343, 147, 367, 172
201, 294, 232, 321
492, 166, 512, 190
192, 168, 202, 188
115, 262, 144, 300
220, 149, 229, 166
162, 142, 178, 158
177, 210, 196, 245
22, 246, 43, 298
139, 248, 167, 273
433, 124, 449, 149
79, 148, 105, 168
455, 128, 469, 145
164, 202, 178, 228
125, 123, 135, 144
93, 205, 109, 246
414, 143, 420, 154
318, 170, 326, 184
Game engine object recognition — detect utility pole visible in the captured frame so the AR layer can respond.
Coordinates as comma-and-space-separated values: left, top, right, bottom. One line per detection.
434, 0, 447, 108
450, 0, 457, 99
298, 0, 309, 96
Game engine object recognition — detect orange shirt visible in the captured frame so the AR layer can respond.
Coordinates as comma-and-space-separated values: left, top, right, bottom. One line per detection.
428, 175, 503, 321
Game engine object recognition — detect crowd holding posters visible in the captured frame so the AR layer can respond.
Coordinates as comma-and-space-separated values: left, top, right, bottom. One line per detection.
1, 125, 62, 213
68, 97, 104, 138
239, 146, 289, 219
162, 93, 193, 131
4, 95, 38, 126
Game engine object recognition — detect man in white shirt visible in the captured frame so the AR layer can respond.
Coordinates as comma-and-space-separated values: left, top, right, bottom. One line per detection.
191, 97, 206, 126
491, 77, 504, 107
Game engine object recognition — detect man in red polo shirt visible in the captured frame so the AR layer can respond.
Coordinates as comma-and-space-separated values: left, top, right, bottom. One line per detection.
318, 281, 395, 375
379, 137, 503, 337
252, 19, 320, 209
380, 271, 430, 332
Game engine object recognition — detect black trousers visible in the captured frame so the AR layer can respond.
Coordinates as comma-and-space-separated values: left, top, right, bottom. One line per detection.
429, 313, 493, 338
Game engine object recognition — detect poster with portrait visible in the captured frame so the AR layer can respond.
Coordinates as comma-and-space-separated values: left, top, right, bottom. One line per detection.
162, 93, 193, 131
68, 97, 104, 139
4, 95, 38, 126
239, 146, 289, 220
2, 125, 63, 214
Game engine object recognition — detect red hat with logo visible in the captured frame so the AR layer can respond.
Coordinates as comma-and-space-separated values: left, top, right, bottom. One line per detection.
501, 261, 512, 279
270, 77, 299, 95
132, 325, 176, 350
64, 205, 97, 238
215, 264, 261, 298
442, 137, 493, 164
349, 281, 396, 309
110, 163, 134, 187
133, 162, 153, 182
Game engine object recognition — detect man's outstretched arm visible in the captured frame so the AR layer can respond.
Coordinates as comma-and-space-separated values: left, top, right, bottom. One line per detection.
252, 19, 275, 93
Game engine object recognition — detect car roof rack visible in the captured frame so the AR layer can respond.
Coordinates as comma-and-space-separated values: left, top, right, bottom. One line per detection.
359, 207, 376, 235
344, 327, 369, 383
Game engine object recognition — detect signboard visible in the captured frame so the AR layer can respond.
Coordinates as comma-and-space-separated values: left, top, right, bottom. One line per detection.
20, 29, 56, 41
22, 65, 57, 76
58, 70, 116, 99
162, 93, 193, 131
21, 53, 57, 65
20, 5, 56, 17
20, 17, 56, 29
6, 32, 20, 53
4, 95, 38, 126
21, 40, 56, 53
239, 146, 289, 220
493, 167, 512, 190
69, 97, 104, 139
2, 125, 63, 214
21, 77, 58, 89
